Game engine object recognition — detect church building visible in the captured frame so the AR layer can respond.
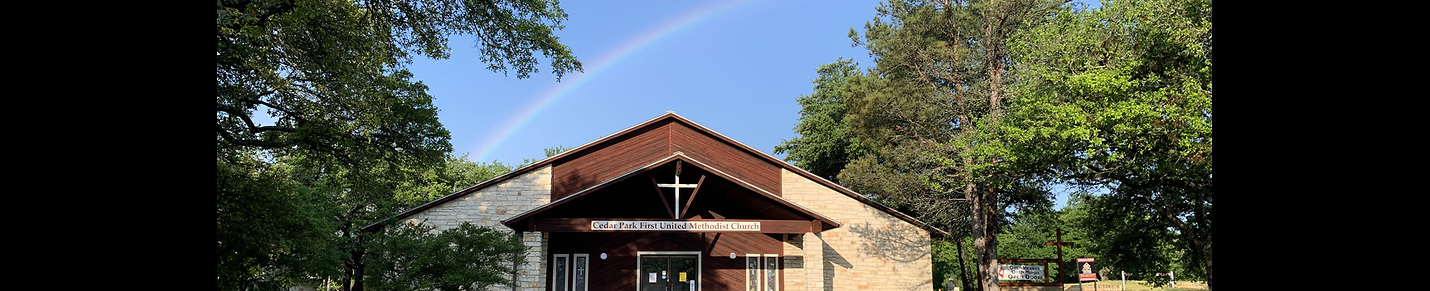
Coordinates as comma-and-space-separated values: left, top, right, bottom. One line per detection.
368, 112, 942, 291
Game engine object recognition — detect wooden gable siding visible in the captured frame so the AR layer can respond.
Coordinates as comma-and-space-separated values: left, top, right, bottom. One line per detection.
668, 121, 782, 197
551, 119, 672, 200
550, 118, 782, 200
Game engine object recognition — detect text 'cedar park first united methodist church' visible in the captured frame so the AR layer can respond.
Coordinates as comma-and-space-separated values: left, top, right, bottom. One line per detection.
590, 220, 762, 232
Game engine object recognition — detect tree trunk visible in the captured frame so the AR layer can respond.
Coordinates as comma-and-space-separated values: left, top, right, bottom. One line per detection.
1185, 235, 1212, 291
340, 225, 354, 291
976, 5, 1007, 289
970, 182, 1000, 291
352, 248, 365, 291
1202, 241, 1212, 291
957, 236, 976, 291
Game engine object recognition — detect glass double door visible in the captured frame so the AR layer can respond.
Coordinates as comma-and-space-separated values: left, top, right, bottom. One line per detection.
640, 255, 698, 291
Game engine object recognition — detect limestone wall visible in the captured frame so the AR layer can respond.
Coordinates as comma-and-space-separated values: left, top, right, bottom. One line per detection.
781, 169, 934, 291
403, 165, 553, 291
405, 165, 552, 231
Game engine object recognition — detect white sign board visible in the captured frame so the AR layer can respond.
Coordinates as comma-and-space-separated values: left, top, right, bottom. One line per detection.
997, 265, 1045, 281
591, 220, 761, 231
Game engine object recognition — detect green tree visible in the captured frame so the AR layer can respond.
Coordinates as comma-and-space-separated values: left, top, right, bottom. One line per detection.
1004, 0, 1212, 288
217, 0, 582, 166
521, 145, 574, 166
364, 222, 527, 291
994, 199, 1059, 260
283, 152, 442, 291
836, 1, 1069, 290
396, 154, 519, 206
775, 58, 871, 182
216, 0, 582, 288
281, 153, 529, 291
932, 237, 976, 291
993, 199, 1097, 284
1061, 192, 1190, 286
217, 154, 343, 291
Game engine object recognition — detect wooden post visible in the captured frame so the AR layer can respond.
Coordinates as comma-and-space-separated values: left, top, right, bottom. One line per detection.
1044, 228, 1074, 287
1056, 228, 1064, 285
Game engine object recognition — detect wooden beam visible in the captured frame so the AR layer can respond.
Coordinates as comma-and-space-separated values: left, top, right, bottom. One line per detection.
649, 175, 676, 219
678, 175, 706, 219
530, 218, 818, 234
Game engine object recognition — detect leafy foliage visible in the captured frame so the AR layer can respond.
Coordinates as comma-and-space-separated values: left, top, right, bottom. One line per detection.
216, 0, 581, 288
785, 0, 1211, 290
775, 58, 872, 182
365, 222, 527, 291
395, 154, 520, 206
217, 0, 583, 168
1005, 0, 1212, 287
834, 1, 1067, 290
932, 237, 969, 290
993, 199, 1099, 283
217, 155, 342, 290
521, 145, 574, 166
1062, 192, 1199, 287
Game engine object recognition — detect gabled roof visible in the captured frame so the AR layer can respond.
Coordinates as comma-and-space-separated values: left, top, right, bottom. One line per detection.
365, 112, 947, 236
501, 152, 842, 232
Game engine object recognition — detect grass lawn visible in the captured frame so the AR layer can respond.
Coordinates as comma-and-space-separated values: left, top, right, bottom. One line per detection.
1062, 280, 1207, 290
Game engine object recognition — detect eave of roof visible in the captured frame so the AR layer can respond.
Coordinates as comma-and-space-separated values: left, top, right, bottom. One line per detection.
365, 112, 948, 236
500, 152, 842, 231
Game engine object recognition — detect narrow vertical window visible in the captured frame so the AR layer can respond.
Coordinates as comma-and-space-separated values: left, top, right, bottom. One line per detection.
573, 254, 589, 291
553, 254, 570, 291
764, 254, 778, 291
746, 254, 760, 291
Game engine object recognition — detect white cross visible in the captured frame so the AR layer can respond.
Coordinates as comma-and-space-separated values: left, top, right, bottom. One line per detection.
656, 161, 698, 219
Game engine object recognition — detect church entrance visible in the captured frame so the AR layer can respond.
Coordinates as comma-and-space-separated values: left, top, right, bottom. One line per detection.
638, 252, 700, 291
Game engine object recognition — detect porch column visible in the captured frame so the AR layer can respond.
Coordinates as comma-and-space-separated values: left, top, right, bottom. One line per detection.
516, 231, 547, 291
803, 232, 824, 291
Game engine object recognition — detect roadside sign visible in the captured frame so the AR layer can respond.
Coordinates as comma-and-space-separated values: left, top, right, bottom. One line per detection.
997, 264, 1045, 281
1077, 258, 1097, 282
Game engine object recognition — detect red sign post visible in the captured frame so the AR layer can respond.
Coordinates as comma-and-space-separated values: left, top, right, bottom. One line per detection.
1076, 258, 1097, 281
1076, 257, 1098, 290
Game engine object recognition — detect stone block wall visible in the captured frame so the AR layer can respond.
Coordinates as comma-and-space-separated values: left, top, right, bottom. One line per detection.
781, 169, 934, 291
782, 234, 806, 291
403, 165, 553, 291
406, 165, 552, 231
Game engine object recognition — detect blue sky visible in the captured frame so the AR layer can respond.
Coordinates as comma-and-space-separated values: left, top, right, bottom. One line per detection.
407, 0, 880, 165
405, 0, 1098, 208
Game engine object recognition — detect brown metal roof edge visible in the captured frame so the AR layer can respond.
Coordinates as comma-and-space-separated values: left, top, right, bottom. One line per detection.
499, 154, 680, 228
665, 113, 950, 237
360, 163, 548, 232
500, 153, 843, 231
667, 153, 842, 229
361, 114, 682, 232
367, 112, 947, 237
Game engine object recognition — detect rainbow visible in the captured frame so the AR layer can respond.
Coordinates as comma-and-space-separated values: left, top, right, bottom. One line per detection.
468, 0, 754, 163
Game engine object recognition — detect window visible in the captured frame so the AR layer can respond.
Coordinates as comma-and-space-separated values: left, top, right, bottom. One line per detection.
764, 254, 778, 291
553, 254, 570, 291
746, 254, 778, 291
746, 255, 760, 291
573, 254, 589, 291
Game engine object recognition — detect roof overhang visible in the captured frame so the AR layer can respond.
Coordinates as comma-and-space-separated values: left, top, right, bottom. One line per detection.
365, 112, 948, 237
502, 152, 841, 233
